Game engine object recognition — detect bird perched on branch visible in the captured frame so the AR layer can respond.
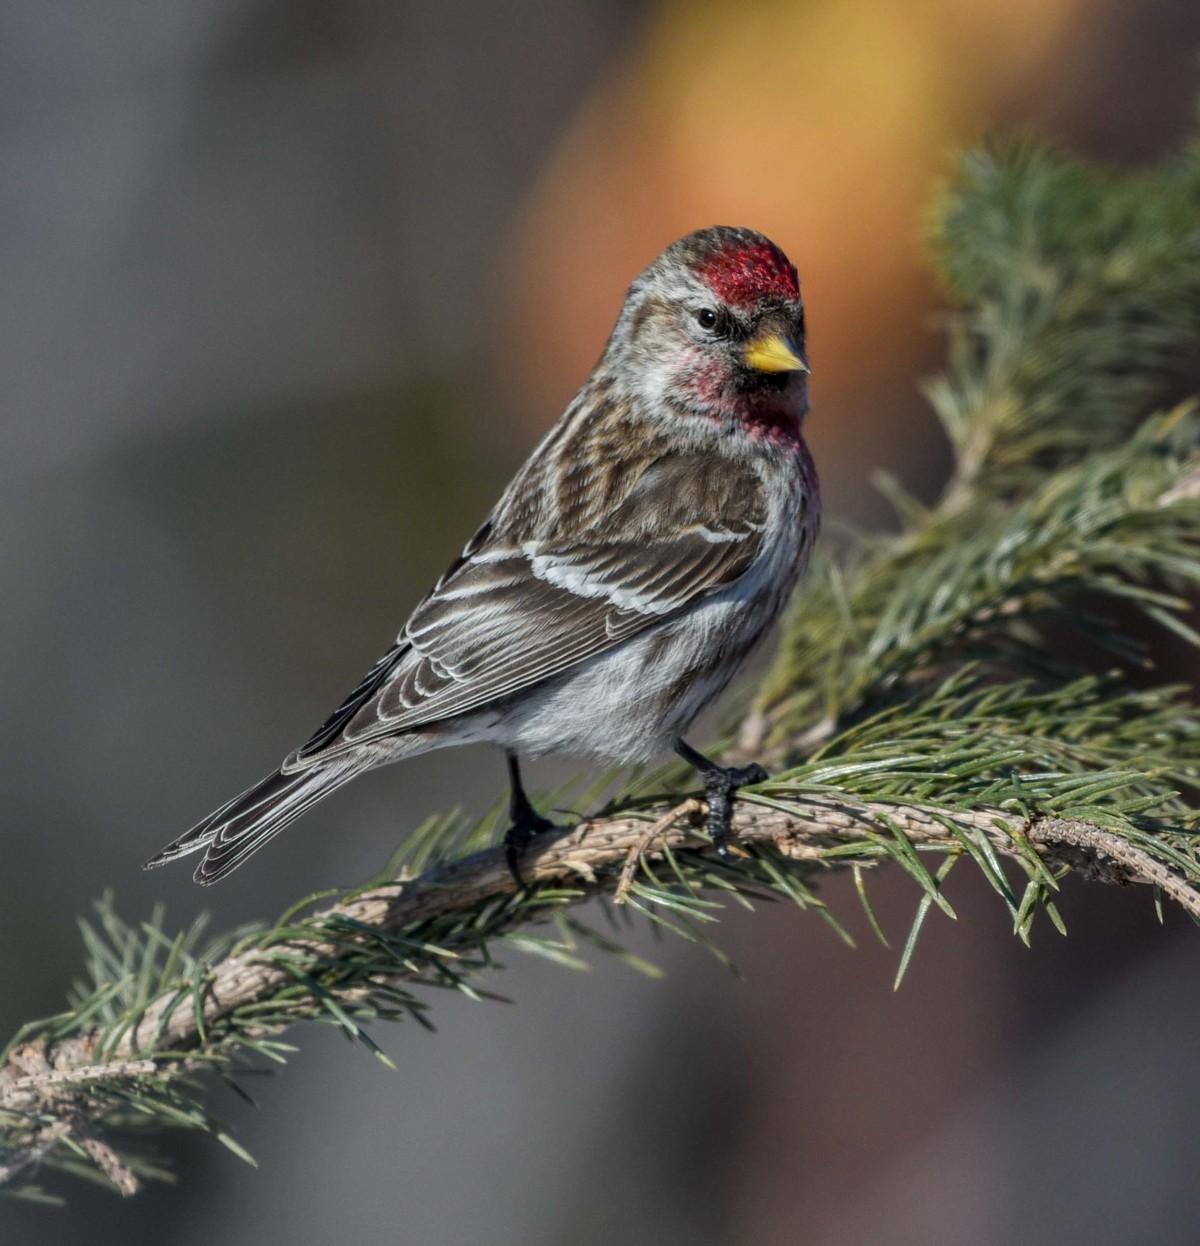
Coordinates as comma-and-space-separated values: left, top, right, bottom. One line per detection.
147, 226, 819, 885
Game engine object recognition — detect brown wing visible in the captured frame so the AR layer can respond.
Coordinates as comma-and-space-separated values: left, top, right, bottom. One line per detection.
287, 449, 767, 766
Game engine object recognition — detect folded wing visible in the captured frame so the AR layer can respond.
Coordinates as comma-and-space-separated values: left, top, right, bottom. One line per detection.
287, 451, 768, 768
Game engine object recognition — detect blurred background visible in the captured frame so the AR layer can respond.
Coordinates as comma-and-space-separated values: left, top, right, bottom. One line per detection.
3, 2, 1200, 1243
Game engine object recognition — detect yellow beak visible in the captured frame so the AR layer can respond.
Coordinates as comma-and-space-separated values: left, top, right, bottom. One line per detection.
744, 333, 809, 375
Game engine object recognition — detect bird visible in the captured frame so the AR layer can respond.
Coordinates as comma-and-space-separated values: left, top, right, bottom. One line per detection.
146, 225, 819, 886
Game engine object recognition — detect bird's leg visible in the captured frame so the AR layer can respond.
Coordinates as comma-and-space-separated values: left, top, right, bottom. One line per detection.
675, 739, 768, 858
503, 752, 554, 887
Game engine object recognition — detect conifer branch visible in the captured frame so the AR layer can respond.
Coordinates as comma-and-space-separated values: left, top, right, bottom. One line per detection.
2, 789, 1196, 1196
2, 796, 1197, 1090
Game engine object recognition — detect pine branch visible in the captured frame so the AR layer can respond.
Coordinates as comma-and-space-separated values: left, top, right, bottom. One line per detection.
2, 786, 1196, 1196
6, 121, 1200, 1201
6, 798, 1198, 1072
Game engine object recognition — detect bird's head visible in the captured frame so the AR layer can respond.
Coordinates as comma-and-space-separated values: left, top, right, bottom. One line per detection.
608, 226, 809, 443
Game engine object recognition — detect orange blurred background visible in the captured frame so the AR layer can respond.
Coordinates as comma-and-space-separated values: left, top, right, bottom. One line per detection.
501, 0, 1196, 532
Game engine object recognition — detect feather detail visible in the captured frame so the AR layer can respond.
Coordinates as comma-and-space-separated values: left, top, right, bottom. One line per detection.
145, 760, 369, 884
286, 450, 769, 763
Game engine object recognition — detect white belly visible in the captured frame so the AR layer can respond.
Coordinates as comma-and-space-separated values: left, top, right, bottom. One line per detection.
489, 560, 786, 763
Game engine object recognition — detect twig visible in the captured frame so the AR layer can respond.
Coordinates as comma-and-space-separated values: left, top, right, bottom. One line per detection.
73, 1121, 140, 1197
1031, 819, 1200, 920
614, 799, 704, 903
2, 1057, 156, 1109
2, 790, 1196, 1118
0, 1048, 155, 1194
2, 789, 1198, 1193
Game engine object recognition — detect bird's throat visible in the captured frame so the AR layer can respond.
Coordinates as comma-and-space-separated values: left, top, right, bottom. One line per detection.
674, 358, 808, 447
737, 399, 806, 446
720, 380, 809, 447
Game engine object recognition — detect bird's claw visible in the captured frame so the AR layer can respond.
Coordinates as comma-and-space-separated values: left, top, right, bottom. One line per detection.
503, 810, 555, 888
700, 761, 768, 857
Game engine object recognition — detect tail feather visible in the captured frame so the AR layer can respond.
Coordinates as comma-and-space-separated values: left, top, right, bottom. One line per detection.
145, 760, 365, 885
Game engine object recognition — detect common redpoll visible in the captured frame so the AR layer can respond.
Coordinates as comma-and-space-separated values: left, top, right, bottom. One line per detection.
147, 226, 819, 885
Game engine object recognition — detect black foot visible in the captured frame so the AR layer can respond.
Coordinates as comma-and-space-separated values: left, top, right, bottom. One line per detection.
503, 751, 553, 887
675, 740, 768, 858
503, 807, 554, 888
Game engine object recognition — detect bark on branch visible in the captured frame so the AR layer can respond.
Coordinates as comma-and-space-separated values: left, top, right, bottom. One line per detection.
3, 791, 1195, 1113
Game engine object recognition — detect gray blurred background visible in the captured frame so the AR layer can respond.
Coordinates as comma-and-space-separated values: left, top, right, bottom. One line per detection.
4, 3, 1200, 1243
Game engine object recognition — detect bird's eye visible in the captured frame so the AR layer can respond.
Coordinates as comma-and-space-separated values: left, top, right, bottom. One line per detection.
696, 308, 720, 331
